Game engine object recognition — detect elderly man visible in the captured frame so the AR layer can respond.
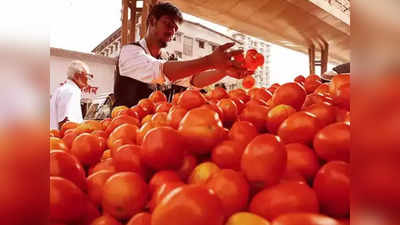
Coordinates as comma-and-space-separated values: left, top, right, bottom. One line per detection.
114, 2, 247, 107
50, 60, 92, 130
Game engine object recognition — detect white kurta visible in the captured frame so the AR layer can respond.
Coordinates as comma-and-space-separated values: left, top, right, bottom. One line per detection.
50, 79, 83, 130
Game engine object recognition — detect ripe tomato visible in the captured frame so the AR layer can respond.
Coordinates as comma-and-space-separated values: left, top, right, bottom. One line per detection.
277, 112, 321, 145
242, 76, 256, 89
329, 74, 349, 97
88, 158, 116, 175
178, 107, 225, 155
149, 90, 167, 103
313, 122, 350, 162
188, 162, 220, 185
111, 106, 129, 118
285, 143, 320, 182
130, 105, 147, 120
50, 150, 87, 192
241, 134, 287, 187
62, 129, 82, 149
313, 161, 350, 218
149, 181, 185, 211
272, 213, 341, 225
271, 82, 306, 110
211, 140, 245, 171
50, 129, 60, 138
102, 172, 149, 220
116, 108, 138, 118
113, 144, 147, 178
211, 87, 229, 100
149, 170, 182, 194
239, 104, 269, 132
177, 154, 198, 180
87, 170, 114, 207
304, 79, 322, 94
229, 121, 259, 145
303, 103, 337, 127
171, 92, 181, 105
167, 105, 188, 129
313, 83, 331, 97
155, 102, 172, 113
249, 182, 319, 221
141, 127, 185, 170
104, 115, 140, 136
266, 104, 297, 134
279, 170, 307, 184
136, 121, 155, 145
126, 212, 151, 225
226, 212, 271, 225
229, 89, 250, 103
333, 82, 350, 110
71, 133, 103, 167
50, 137, 69, 151
60, 121, 79, 137
151, 185, 224, 225
206, 169, 250, 217
101, 149, 112, 161
177, 90, 207, 110
230, 97, 246, 113
249, 88, 272, 103
91, 215, 122, 225
107, 123, 138, 149
50, 177, 86, 224
217, 98, 238, 127
294, 75, 306, 84
306, 74, 321, 82
151, 112, 169, 127
138, 98, 156, 115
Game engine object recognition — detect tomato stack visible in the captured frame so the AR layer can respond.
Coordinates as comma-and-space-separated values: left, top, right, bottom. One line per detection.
49, 74, 350, 225
234, 49, 264, 89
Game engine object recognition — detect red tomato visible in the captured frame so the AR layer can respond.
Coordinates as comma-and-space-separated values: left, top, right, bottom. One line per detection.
177, 154, 198, 180
271, 82, 306, 111
141, 127, 185, 170
230, 97, 246, 113
206, 169, 250, 217
126, 212, 151, 225
178, 90, 207, 110
91, 215, 122, 225
266, 104, 297, 134
149, 181, 185, 211
151, 112, 169, 127
87, 170, 114, 207
50, 177, 86, 224
71, 133, 103, 167
303, 103, 337, 127
50, 137, 69, 152
229, 121, 259, 145
285, 143, 320, 182
249, 182, 319, 220
272, 213, 341, 225
229, 89, 250, 103
188, 162, 220, 185
116, 108, 138, 118
241, 134, 287, 187
249, 88, 272, 103
107, 123, 138, 149
333, 82, 350, 110
313, 161, 350, 218
211, 87, 229, 100
88, 158, 116, 175
304, 79, 322, 94
149, 90, 167, 103
102, 172, 149, 220
280, 170, 307, 184
149, 170, 182, 195
239, 104, 269, 132
130, 105, 147, 120
217, 98, 238, 127
155, 102, 172, 113
113, 144, 147, 178
294, 75, 306, 84
212, 140, 246, 171
50, 150, 87, 192
277, 112, 321, 145
329, 74, 349, 97
242, 76, 256, 89
178, 107, 225, 155
136, 122, 155, 145
313, 83, 331, 97
167, 105, 188, 129
105, 115, 140, 137
313, 122, 350, 162
245, 49, 260, 70
138, 98, 156, 115
151, 185, 224, 225
225, 212, 271, 225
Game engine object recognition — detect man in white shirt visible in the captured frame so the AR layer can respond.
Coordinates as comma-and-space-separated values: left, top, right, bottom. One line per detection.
50, 60, 92, 130
114, 2, 248, 107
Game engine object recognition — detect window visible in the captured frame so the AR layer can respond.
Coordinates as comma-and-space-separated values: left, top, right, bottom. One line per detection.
175, 51, 182, 59
198, 40, 205, 49
183, 36, 193, 56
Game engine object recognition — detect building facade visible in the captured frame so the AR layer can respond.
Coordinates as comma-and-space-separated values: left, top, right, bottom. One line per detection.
92, 18, 272, 90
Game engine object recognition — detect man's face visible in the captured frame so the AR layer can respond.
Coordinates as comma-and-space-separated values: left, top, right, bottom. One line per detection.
153, 15, 179, 47
75, 72, 90, 89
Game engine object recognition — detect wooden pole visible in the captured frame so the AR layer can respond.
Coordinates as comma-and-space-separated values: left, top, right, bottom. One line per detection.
321, 42, 329, 74
121, 0, 129, 46
140, 0, 159, 39
308, 45, 315, 75
129, 0, 137, 43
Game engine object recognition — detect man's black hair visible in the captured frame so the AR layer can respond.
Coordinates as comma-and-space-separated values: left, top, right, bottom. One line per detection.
146, 2, 183, 27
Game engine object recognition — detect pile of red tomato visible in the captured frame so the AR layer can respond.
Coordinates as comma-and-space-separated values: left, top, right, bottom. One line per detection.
49, 73, 350, 225
234, 49, 265, 89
